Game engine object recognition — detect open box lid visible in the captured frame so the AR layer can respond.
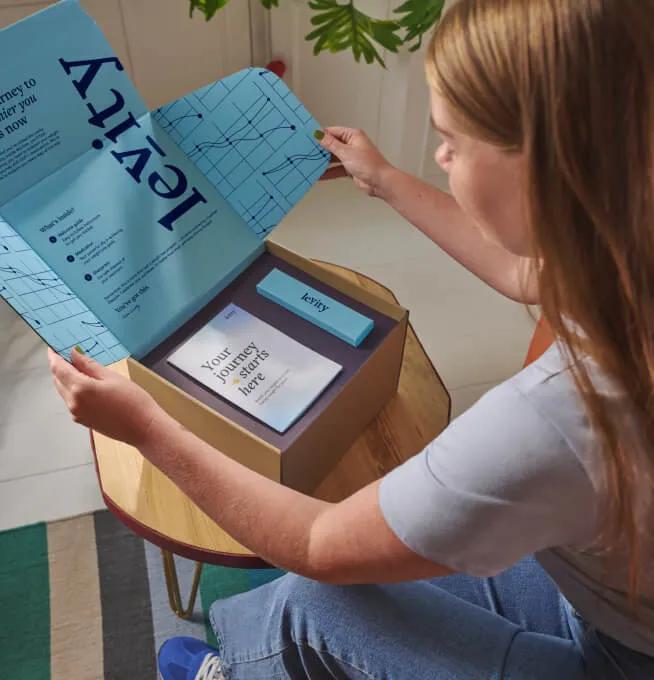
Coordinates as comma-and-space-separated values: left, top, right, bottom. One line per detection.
0, 0, 329, 365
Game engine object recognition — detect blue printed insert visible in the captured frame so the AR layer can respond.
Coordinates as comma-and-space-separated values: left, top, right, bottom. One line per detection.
0, 0, 329, 363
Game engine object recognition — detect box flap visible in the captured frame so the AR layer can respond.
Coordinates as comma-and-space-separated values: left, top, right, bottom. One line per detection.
0, 0, 148, 207
0, 215, 130, 364
153, 68, 330, 240
0, 2, 329, 364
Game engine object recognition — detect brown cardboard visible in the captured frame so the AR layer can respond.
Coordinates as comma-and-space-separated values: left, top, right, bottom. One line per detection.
282, 315, 408, 492
127, 240, 408, 494
139, 249, 399, 449
126, 358, 282, 483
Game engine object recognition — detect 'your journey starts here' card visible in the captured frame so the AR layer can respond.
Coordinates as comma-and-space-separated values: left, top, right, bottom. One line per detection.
167, 304, 343, 433
0, 0, 329, 364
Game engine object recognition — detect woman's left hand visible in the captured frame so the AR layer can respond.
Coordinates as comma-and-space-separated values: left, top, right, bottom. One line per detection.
48, 347, 165, 448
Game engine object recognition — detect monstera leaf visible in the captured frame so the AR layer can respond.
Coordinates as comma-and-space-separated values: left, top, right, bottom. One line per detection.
189, 0, 277, 17
395, 0, 446, 51
189, 0, 231, 20
306, 0, 402, 67
189, 0, 444, 67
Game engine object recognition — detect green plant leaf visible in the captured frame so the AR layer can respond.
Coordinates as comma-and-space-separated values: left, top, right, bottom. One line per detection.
306, 0, 402, 68
394, 0, 445, 51
188, 0, 445, 66
189, 0, 231, 21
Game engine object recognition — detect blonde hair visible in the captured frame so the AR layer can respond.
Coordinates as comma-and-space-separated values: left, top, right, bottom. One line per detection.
427, 0, 654, 606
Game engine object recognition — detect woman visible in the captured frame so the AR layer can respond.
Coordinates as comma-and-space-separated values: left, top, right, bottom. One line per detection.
49, 0, 654, 677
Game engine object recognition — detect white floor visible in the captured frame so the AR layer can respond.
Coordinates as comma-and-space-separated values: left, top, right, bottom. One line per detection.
0, 177, 535, 531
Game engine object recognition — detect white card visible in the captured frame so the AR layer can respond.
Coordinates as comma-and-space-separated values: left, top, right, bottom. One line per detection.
167, 303, 342, 433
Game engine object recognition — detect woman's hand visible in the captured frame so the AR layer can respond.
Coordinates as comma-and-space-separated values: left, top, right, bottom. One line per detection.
318, 127, 397, 198
48, 347, 165, 448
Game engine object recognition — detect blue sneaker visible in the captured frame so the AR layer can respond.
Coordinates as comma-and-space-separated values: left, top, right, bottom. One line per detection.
158, 637, 225, 680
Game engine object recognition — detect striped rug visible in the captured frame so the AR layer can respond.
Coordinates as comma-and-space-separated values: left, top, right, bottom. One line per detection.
0, 510, 284, 679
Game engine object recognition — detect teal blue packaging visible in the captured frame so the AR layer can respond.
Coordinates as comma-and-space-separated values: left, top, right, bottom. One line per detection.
0, 1, 330, 365
256, 268, 374, 347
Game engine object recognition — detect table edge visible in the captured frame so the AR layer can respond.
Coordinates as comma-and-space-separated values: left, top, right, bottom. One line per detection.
313, 260, 452, 422
90, 261, 451, 566
89, 431, 271, 568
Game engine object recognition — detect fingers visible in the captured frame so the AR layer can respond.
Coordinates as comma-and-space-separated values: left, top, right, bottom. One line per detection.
324, 126, 357, 143
320, 165, 349, 181
48, 348, 99, 427
48, 347, 92, 391
318, 131, 350, 160
48, 347, 77, 381
50, 365, 73, 408
51, 375, 66, 401
70, 346, 104, 379
51, 376, 77, 417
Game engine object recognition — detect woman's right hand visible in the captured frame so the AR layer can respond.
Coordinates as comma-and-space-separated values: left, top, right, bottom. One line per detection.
317, 127, 396, 199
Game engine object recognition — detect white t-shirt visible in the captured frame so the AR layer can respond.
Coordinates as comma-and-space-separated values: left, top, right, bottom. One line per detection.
379, 343, 654, 656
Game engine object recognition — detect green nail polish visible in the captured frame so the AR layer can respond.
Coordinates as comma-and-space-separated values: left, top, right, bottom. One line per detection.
75, 345, 85, 355
313, 129, 325, 141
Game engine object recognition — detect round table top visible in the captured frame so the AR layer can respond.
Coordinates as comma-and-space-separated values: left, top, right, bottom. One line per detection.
90, 262, 451, 567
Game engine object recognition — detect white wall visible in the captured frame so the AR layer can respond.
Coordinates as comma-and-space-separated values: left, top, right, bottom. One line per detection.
0, 0, 444, 178
0, 0, 251, 108
269, 0, 439, 178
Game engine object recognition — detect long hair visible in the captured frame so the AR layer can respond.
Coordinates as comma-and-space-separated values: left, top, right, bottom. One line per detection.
427, 0, 654, 606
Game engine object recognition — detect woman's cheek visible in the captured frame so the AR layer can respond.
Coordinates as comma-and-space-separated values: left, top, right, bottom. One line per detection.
449, 169, 484, 225
447, 169, 466, 212
449, 169, 506, 244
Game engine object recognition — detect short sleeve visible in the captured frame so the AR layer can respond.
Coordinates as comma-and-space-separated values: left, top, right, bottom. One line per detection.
378, 381, 599, 577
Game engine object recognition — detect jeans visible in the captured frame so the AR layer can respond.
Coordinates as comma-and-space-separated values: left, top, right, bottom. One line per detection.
209, 557, 654, 679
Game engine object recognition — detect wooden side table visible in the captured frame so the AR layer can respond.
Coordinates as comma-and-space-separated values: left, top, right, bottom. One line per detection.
90, 262, 451, 618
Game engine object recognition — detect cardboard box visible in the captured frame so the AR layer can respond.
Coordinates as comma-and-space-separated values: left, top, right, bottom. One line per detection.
128, 240, 408, 494
0, 1, 408, 494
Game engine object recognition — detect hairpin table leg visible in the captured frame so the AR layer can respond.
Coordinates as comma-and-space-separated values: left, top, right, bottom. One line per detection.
162, 549, 204, 619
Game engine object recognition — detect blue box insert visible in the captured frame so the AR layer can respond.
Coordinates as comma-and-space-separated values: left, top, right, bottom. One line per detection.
256, 268, 374, 347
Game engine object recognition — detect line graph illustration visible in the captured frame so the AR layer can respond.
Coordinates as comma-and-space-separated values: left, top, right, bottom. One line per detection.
262, 149, 331, 177
159, 112, 204, 132
153, 68, 330, 239
0, 217, 128, 365
186, 124, 297, 155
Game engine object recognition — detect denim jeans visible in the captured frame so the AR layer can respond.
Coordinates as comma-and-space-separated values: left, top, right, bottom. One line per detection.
209, 557, 654, 679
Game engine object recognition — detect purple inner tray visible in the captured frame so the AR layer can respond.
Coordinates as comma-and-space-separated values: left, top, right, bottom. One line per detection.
141, 251, 399, 449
